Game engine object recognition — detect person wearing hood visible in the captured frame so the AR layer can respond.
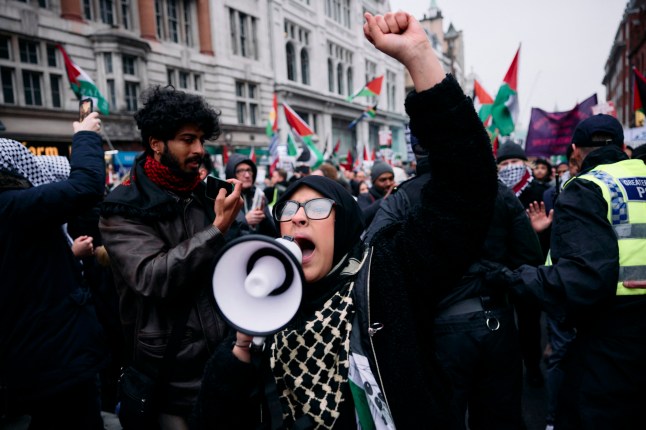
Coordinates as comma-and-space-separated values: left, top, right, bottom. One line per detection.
357, 161, 395, 226
224, 154, 277, 240
193, 10, 497, 429
0, 114, 108, 429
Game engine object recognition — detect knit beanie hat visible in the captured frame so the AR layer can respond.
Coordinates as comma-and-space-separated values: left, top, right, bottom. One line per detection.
370, 161, 394, 182
496, 142, 527, 164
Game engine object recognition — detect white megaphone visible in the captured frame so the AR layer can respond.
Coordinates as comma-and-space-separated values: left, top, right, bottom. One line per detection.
212, 235, 304, 347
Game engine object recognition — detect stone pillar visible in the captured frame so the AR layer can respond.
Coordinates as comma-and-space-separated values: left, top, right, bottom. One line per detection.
138, 0, 157, 41
196, 0, 214, 55
60, 0, 83, 22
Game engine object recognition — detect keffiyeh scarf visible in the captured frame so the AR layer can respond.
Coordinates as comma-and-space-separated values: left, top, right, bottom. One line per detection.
0, 138, 54, 186
499, 164, 533, 196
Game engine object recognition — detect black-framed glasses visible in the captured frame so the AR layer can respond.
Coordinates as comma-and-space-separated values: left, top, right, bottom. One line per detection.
273, 198, 335, 222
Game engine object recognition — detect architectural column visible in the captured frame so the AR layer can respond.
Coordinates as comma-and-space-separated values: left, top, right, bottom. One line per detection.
197, 0, 214, 55
138, 0, 157, 41
60, 0, 83, 22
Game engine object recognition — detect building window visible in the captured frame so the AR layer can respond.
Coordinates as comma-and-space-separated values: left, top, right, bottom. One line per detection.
50, 74, 61, 108
1, 67, 15, 104
328, 41, 352, 97
346, 67, 353, 97
1, 35, 67, 108
235, 81, 259, 126
46, 45, 58, 67
106, 79, 116, 108
125, 81, 139, 111
0, 36, 10, 60
386, 70, 396, 111
230, 8, 258, 59
167, 67, 202, 92
104, 52, 113, 74
155, 0, 194, 46
23, 70, 43, 106
284, 20, 310, 85
19, 39, 39, 64
122, 54, 136, 75
286, 43, 295, 81
325, 0, 350, 28
300, 49, 309, 85
103, 51, 144, 112
83, 0, 131, 29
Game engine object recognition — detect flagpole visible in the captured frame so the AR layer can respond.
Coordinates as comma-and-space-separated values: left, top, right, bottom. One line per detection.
100, 128, 124, 173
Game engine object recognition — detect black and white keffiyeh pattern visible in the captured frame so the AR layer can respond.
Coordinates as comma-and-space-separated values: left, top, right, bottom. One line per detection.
36, 155, 70, 182
0, 138, 54, 186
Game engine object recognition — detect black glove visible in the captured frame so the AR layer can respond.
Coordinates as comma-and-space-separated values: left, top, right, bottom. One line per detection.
467, 259, 516, 294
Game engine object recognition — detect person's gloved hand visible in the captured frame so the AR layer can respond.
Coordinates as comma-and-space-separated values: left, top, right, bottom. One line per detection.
467, 259, 517, 294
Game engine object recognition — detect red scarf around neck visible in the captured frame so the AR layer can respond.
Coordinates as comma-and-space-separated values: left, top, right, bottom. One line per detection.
143, 155, 201, 195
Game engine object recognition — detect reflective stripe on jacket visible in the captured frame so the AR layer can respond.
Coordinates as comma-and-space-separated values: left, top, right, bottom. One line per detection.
574, 160, 646, 295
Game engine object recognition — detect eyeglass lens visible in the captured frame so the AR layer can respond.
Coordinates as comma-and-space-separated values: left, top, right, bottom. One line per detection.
277, 198, 333, 221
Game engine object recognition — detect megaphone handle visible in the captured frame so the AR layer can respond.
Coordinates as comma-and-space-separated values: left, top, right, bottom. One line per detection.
252, 336, 266, 349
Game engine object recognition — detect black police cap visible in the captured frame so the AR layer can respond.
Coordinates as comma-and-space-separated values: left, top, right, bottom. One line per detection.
572, 114, 624, 148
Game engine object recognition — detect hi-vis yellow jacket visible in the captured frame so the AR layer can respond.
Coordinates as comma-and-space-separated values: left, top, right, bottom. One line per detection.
574, 160, 646, 295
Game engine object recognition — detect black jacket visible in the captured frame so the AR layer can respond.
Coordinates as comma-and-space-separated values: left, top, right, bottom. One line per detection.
512, 145, 642, 325
193, 75, 498, 429
0, 132, 108, 404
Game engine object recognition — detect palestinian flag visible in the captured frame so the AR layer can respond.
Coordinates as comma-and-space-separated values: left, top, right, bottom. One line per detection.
347, 76, 383, 102
57, 44, 109, 114
633, 67, 646, 127
490, 46, 520, 136
473, 79, 494, 126
283, 103, 323, 168
348, 104, 378, 129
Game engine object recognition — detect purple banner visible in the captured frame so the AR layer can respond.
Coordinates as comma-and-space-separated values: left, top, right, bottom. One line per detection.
525, 94, 598, 157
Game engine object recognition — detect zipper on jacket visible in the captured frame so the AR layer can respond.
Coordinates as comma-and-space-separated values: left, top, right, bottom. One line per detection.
365, 249, 392, 411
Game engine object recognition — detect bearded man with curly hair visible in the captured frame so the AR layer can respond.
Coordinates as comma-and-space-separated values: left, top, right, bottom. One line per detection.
99, 86, 243, 429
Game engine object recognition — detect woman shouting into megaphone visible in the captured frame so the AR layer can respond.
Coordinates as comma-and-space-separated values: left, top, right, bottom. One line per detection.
194, 10, 498, 429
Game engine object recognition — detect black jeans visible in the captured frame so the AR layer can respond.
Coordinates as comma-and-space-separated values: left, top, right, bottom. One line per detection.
434, 307, 523, 430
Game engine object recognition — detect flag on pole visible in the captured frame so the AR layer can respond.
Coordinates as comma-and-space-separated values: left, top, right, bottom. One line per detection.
332, 139, 341, 157
633, 67, 646, 127
266, 93, 278, 137
473, 79, 494, 126
348, 104, 378, 129
57, 44, 109, 114
286, 132, 299, 157
283, 103, 323, 168
249, 147, 256, 164
490, 46, 520, 136
347, 76, 384, 102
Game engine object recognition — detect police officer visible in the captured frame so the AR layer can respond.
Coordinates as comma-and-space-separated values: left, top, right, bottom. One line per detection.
508, 114, 646, 429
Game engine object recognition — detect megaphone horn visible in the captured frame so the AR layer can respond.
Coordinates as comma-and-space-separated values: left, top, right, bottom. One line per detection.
212, 235, 304, 338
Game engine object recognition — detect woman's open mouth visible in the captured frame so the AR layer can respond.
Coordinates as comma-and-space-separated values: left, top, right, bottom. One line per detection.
295, 237, 316, 263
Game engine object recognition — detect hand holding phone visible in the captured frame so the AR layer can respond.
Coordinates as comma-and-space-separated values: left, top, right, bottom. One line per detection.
79, 98, 93, 122
206, 176, 234, 199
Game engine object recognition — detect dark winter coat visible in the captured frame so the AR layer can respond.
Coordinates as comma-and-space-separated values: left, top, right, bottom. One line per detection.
193, 74, 498, 429
0, 131, 108, 405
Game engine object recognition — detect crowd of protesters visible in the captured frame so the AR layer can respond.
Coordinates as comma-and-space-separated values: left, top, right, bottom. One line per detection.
2, 9, 646, 430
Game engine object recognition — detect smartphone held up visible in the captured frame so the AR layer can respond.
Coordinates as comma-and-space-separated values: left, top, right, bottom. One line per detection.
79, 98, 93, 122
206, 176, 234, 200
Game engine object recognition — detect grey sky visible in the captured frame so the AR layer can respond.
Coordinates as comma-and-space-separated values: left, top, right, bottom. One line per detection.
387, 0, 626, 130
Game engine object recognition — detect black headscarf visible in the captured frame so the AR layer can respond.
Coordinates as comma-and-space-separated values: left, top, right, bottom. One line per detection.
275, 175, 364, 268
